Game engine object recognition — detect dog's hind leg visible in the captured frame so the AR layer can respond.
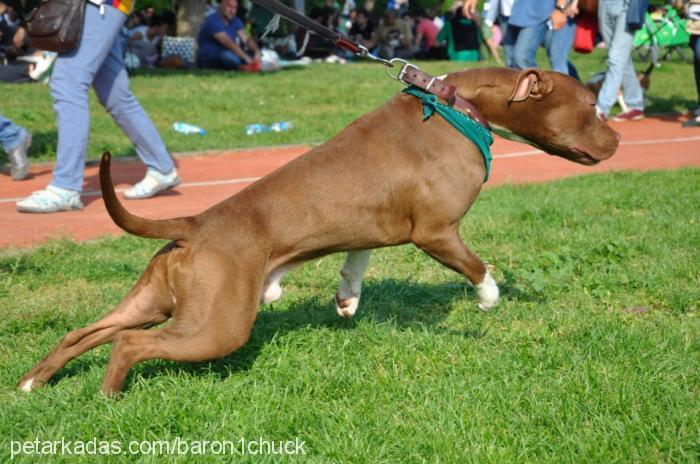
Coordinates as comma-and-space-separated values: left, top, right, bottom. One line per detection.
101, 251, 264, 395
413, 228, 499, 310
334, 250, 372, 318
17, 244, 177, 392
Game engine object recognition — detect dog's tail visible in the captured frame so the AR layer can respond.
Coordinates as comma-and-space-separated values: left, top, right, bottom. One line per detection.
100, 152, 197, 242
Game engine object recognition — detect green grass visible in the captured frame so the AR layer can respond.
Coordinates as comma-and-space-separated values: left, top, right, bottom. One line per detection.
0, 48, 696, 165
1, 169, 698, 462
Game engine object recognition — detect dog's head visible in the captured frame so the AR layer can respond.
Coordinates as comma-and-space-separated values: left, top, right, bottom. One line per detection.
447, 68, 620, 166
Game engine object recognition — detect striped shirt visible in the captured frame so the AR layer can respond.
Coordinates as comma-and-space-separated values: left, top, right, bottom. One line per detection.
88, 0, 135, 15
107, 0, 135, 15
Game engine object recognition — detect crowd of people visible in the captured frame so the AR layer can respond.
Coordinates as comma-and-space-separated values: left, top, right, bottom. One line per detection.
1, 0, 699, 213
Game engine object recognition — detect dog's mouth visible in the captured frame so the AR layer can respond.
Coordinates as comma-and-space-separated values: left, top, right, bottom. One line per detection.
544, 145, 601, 166
571, 148, 600, 166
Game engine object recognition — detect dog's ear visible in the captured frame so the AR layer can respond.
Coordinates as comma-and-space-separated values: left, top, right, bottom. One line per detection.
508, 68, 554, 103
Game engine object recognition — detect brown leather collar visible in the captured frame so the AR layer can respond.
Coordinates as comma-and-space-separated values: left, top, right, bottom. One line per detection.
398, 64, 491, 131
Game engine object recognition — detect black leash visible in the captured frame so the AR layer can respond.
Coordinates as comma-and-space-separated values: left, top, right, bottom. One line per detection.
249, 0, 490, 130
249, 0, 392, 66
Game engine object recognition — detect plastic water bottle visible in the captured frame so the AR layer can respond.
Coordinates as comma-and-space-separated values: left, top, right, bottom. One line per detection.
172, 122, 206, 136
245, 121, 293, 135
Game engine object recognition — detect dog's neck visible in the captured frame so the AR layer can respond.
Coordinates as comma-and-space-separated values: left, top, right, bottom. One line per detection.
437, 71, 543, 150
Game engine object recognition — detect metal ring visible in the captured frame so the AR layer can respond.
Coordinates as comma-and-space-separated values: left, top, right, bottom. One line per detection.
385, 58, 409, 81
386, 58, 420, 83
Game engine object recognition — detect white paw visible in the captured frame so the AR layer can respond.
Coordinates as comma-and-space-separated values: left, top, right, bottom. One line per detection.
20, 378, 35, 392
476, 272, 500, 311
335, 293, 359, 318
262, 282, 283, 304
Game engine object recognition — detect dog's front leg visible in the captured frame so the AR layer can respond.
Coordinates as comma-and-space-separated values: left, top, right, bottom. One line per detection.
414, 228, 499, 310
334, 250, 372, 318
261, 264, 296, 304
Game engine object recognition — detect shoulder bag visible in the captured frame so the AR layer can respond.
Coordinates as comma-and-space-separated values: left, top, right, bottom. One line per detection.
26, 0, 87, 53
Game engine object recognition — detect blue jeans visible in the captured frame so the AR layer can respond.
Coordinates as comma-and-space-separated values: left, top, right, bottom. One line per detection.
544, 18, 577, 75
49, 3, 174, 192
510, 20, 549, 69
596, 0, 644, 115
197, 50, 243, 70
499, 15, 515, 68
0, 114, 26, 152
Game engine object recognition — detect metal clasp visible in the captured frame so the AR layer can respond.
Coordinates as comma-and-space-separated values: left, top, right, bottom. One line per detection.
386, 58, 419, 84
358, 45, 394, 67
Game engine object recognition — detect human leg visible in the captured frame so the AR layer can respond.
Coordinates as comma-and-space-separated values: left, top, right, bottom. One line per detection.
500, 17, 516, 67
545, 18, 576, 74
693, 35, 700, 109
17, 5, 122, 211
617, 52, 644, 114
683, 35, 700, 126
0, 113, 31, 180
93, 27, 175, 177
512, 21, 547, 70
197, 50, 243, 70
596, 0, 643, 116
0, 113, 24, 152
48, 4, 121, 192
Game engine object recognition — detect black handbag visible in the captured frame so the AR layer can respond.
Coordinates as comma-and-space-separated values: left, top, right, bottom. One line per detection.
26, 0, 86, 53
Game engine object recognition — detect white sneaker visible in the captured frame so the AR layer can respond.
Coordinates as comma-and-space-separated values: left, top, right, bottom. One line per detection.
123, 167, 181, 200
8, 131, 31, 180
16, 185, 84, 213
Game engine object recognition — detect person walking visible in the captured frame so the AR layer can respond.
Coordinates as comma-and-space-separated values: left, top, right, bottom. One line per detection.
16, 0, 180, 213
508, 0, 556, 70
595, 0, 648, 122
544, 0, 580, 77
683, 0, 700, 127
1, 113, 31, 180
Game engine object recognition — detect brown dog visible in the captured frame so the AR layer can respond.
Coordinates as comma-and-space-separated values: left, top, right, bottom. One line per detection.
18, 68, 619, 394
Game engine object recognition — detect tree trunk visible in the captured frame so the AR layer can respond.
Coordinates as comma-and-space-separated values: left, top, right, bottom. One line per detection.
176, 0, 207, 38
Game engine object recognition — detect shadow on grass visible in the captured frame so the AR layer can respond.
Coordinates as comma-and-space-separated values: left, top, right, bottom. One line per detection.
645, 95, 697, 115
45, 276, 536, 390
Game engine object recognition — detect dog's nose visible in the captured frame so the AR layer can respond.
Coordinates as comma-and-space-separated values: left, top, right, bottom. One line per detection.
613, 130, 622, 141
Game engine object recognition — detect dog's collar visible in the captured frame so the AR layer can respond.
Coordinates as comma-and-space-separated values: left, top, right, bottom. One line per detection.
403, 86, 493, 182
394, 63, 491, 131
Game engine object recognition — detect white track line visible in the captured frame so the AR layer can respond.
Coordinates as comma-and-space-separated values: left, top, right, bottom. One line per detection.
0, 177, 262, 203
492, 135, 700, 159
2, 135, 698, 204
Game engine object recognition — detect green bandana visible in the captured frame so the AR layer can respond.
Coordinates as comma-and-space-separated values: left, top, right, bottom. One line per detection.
402, 86, 493, 181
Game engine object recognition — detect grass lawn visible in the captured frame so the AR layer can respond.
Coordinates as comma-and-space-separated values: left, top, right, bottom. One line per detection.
1, 169, 698, 462
0, 48, 696, 165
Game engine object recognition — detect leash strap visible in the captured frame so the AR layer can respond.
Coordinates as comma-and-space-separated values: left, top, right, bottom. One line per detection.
403, 86, 493, 182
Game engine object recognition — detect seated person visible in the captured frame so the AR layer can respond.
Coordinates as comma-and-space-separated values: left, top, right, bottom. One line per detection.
0, 2, 27, 61
412, 9, 446, 60
348, 8, 377, 53
1, 50, 56, 83
197, 0, 261, 70
126, 12, 174, 68
376, 9, 413, 60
